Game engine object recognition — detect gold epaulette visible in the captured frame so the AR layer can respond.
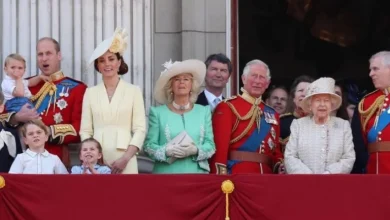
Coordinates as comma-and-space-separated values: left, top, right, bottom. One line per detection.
358, 90, 384, 132
222, 96, 237, 103
50, 124, 77, 144
0, 113, 10, 126
280, 112, 292, 118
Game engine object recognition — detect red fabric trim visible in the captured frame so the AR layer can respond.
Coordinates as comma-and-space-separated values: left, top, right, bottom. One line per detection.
0, 174, 389, 219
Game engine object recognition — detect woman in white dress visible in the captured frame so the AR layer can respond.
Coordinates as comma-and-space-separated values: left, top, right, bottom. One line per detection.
284, 77, 355, 174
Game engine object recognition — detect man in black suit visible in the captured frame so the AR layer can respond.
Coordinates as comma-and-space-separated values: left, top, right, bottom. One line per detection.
350, 108, 368, 173
196, 53, 232, 111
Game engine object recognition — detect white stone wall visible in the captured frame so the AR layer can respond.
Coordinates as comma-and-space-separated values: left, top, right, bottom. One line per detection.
1, 0, 153, 110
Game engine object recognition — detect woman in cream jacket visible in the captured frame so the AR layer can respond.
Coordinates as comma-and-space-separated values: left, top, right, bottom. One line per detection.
284, 77, 355, 174
80, 28, 146, 174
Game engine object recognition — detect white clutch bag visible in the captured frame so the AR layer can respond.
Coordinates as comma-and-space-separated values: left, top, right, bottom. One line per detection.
167, 131, 194, 164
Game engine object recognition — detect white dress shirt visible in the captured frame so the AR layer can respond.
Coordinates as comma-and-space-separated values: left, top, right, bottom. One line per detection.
1, 75, 32, 101
9, 149, 69, 174
204, 89, 223, 111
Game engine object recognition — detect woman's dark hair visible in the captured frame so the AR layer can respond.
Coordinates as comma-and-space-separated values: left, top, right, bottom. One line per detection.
334, 82, 349, 120
79, 138, 105, 165
94, 52, 129, 75
286, 75, 315, 113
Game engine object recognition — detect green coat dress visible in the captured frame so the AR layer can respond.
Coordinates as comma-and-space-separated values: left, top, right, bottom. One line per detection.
143, 104, 215, 173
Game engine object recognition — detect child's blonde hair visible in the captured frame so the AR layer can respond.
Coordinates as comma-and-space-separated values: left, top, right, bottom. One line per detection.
79, 138, 105, 165
4, 53, 26, 68
20, 120, 49, 137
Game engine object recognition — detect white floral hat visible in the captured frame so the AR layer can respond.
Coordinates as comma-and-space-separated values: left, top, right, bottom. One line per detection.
300, 77, 342, 113
154, 59, 206, 104
88, 28, 128, 65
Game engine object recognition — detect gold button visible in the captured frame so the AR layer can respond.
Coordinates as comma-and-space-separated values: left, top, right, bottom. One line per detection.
379, 138, 382, 141
379, 131, 382, 135
386, 98, 389, 101
384, 103, 387, 107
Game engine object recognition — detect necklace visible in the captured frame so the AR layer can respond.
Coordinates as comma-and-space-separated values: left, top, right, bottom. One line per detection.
172, 101, 190, 110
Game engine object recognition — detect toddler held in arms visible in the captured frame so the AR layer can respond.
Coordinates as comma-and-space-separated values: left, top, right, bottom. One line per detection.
9, 120, 68, 174
1, 53, 49, 113
71, 138, 111, 174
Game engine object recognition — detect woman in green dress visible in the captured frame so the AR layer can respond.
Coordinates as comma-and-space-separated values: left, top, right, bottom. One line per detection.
143, 59, 216, 173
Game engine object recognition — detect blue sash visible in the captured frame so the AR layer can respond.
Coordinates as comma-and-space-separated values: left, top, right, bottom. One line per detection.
34, 79, 79, 114
227, 106, 274, 173
367, 107, 390, 143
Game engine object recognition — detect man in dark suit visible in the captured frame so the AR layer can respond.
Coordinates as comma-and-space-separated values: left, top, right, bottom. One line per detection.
351, 108, 368, 173
196, 53, 232, 111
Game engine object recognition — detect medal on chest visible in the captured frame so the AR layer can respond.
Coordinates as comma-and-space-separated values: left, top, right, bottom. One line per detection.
270, 127, 276, 139
264, 112, 278, 125
53, 112, 63, 124
268, 137, 275, 150
56, 99, 68, 110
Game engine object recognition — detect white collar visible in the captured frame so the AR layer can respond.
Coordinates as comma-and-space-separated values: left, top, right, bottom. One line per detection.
4, 75, 14, 80
204, 89, 223, 104
26, 148, 49, 157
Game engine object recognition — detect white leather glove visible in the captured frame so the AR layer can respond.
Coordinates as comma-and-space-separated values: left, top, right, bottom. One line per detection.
166, 144, 185, 157
175, 143, 198, 158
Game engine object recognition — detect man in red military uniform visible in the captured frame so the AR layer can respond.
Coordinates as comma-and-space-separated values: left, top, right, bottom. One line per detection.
210, 59, 283, 174
0, 37, 87, 167
358, 51, 390, 174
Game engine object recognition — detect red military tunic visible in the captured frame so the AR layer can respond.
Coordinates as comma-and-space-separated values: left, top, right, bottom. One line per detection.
210, 90, 283, 174
359, 89, 390, 174
0, 71, 87, 165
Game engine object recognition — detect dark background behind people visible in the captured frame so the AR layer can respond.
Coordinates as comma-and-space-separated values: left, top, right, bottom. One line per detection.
238, 0, 387, 93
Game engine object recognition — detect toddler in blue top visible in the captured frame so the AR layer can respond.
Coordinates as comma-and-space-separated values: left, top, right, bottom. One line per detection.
71, 138, 111, 174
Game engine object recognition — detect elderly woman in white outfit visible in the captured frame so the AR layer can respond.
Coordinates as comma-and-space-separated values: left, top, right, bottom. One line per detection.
284, 77, 355, 174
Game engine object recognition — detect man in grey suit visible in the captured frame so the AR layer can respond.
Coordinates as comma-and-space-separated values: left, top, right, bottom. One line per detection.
196, 53, 232, 111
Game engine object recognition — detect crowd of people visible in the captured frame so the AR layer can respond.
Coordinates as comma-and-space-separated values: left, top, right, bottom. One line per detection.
0, 27, 388, 175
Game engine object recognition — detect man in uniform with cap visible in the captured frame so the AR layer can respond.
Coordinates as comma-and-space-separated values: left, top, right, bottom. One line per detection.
0, 37, 87, 167
358, 51, 390, 174
210, 59, 283, 174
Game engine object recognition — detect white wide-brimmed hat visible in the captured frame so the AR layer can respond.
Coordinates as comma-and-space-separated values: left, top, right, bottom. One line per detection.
300, 77, 342, 113
154, 59, 206, 104
88, 27, 128, 65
